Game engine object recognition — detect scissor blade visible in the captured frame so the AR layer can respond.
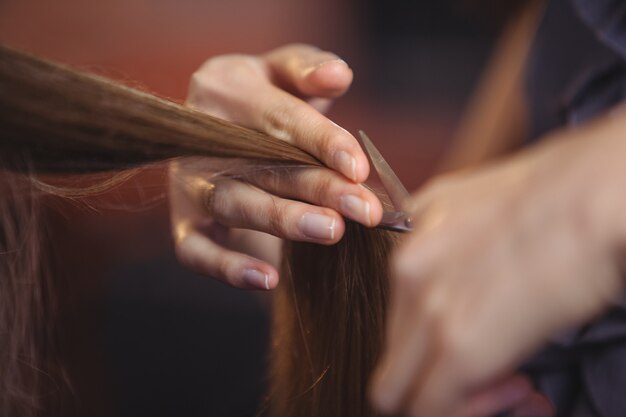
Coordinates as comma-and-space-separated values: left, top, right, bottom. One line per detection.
358, 130, 410, 211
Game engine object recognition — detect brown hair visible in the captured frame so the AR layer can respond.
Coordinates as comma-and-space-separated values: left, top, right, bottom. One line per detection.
0, 46, 318, 174
269, 223, 396, 417
0, 45, 393, 416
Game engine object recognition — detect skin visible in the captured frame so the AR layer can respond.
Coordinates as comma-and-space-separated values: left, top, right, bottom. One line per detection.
370, 109, 626, 417
169, 44, 383, 290
170, 43, 570, 416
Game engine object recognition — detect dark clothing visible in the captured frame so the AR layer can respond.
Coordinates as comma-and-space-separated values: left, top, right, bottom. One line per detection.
527, 0, 626, 139
525, 1, 626, 416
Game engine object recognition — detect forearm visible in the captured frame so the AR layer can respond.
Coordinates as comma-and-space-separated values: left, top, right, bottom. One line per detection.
518, 105, 626, 296
577, 107, 626, 276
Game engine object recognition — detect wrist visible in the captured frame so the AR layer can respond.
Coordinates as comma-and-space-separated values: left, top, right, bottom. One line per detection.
590, 110, 626, 255
524, 111, 626, 282
566, 109, 626, 287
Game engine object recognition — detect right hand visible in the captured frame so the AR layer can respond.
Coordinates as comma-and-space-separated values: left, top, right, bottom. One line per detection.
370, 110, 626, 417
169, 44, 383, 290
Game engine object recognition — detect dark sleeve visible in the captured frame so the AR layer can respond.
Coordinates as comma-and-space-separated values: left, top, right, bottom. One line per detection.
574, 0, 626, 61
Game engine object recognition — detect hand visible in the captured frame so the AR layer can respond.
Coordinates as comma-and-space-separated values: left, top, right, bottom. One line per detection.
170, 44, 383, 290
370, 110, 626, 417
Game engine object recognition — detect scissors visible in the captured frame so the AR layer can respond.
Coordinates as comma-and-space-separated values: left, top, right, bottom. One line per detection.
358, 130, 413, 233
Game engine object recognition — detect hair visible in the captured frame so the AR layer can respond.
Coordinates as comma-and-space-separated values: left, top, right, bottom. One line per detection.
0, 46, 318, 174
0, 44, 395, 416
269, 224, 396, 417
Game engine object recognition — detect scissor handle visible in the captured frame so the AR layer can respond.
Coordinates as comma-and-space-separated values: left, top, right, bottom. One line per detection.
377, 211, 413, 233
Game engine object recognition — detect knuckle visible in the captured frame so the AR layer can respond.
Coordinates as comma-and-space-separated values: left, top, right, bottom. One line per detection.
392, 267, 421, 293
311, 172, 335, 205
172, 220, 192, 250
188, 55, 263, 110
434, 319, 477, 382
310, 124, 337, 158
187, 70, 224, 111
207, 184, 231, 225
266, 201, 288, 236
186, 71, 209, 105
215, 254, 234, 281
391, 249, 428, 292
262, 101, 298, 141
261, 168, 285, 192
236, 202, 254, 227
199, 54, 260, 80
173, 236, 203, 274
188, 70, 204, 90
391, 235, 441, 281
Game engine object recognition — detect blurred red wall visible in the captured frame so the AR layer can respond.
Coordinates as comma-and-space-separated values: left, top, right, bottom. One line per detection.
0, 0, 358, 98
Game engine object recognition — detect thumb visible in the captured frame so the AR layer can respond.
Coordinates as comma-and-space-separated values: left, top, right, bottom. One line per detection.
263, 43, 353, 98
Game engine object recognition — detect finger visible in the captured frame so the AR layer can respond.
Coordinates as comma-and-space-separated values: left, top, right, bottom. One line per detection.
371, 316, 434, 415
370, 275, 440, 414
406, 352, 468, 417
384, 225, 448, 340
405, 340, 532, 417
251, 84, 369, 183
241, 166, 383, 227
174, 224, 278, 290
370, 230, 448, 413
401, 176, 456, 224
452, 374, 533, 417
207, 178, 345, 244
189, 52, 367, 183
510, 392, 555, 417
263, 43, 353, 99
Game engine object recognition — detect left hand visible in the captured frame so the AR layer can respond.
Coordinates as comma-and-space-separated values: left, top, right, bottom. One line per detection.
370, 111, 626, 417
170, 44, 383, 290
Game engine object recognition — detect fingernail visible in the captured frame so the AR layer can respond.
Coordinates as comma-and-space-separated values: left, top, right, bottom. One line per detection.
299, 213, 336, 241
242, 269, 270, 290
340, 194, 371, 226
336, 150, 357, 182
302, 58, 348, 77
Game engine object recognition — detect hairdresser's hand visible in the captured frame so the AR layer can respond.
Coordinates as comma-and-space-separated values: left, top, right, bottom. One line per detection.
170, 44, 382, 289
370, 111, 626, 417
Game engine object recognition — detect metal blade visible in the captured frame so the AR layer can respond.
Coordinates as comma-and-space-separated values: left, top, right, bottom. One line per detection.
358, 130, 410, 211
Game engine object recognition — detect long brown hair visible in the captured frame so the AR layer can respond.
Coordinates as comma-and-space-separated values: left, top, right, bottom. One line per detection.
270, 223, 396, 417
0, 45, 393, 416
0, 46, 318, 174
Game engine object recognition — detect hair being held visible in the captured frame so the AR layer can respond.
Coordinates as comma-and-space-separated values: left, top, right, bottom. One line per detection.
0, 45, 393, 416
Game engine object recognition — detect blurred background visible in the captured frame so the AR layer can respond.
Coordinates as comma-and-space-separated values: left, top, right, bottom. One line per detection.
0, 1, 509, 416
